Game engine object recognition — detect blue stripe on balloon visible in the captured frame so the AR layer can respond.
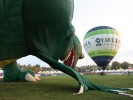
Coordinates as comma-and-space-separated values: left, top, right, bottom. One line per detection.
88, 26, 115, 33
92, 56, 114, 69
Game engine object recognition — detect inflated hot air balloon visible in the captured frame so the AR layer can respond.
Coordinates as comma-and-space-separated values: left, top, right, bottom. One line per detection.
83, 26, 121, 70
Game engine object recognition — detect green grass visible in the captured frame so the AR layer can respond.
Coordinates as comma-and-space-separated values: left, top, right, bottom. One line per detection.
0, 75, 133, 100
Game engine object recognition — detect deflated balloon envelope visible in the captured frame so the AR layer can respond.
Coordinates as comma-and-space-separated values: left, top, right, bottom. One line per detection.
83, 26, 121, 70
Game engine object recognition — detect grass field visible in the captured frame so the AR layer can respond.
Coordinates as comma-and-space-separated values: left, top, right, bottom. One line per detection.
0, 75, 133, 100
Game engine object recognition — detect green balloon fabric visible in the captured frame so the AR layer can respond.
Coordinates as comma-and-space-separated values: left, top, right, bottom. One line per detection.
0, 0, 27, 60
0, 0, 133, 97
23, 0, 75, 60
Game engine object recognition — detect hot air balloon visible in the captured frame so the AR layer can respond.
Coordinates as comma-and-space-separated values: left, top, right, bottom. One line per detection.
83, 26, 121, 70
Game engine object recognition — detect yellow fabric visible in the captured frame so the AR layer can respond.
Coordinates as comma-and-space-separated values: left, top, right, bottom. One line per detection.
0, 59, 15, 68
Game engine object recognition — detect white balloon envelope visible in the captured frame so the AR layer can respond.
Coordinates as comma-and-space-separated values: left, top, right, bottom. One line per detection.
83, 26, 121, 69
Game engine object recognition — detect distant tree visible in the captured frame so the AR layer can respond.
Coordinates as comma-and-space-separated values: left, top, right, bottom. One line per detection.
32, 64, 41, 73
121, 61, 129, 69
111, 61, 121, 70
35, 64, 41, 68
19, 64, 27, 70
88, 65, 97, 71
19, 64, 41, 73
105, 65, 111, 70
76, 67, 82, 72
129, 64, 133, 68
78, 66, 86, 72
41, 67, 46, 71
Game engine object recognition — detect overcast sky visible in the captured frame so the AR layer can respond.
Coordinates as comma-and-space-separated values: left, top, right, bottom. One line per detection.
17, 0, 133, 67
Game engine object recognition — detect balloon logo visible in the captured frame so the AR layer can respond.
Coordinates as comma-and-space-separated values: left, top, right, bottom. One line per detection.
83, 26, 121, 70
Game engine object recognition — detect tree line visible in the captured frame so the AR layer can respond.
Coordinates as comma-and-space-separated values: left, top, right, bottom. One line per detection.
18, 61, 133, 73
111, 61, 133, 70
76, 61, 133, 72
19, 64, 54, 73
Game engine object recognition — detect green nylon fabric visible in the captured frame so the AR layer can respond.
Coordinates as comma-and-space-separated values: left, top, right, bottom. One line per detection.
0, 0, 132, 96
0, 0, 28, 60
0, 0, 74, 60
22, 0, 74, 60
88, 50, 117, 57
